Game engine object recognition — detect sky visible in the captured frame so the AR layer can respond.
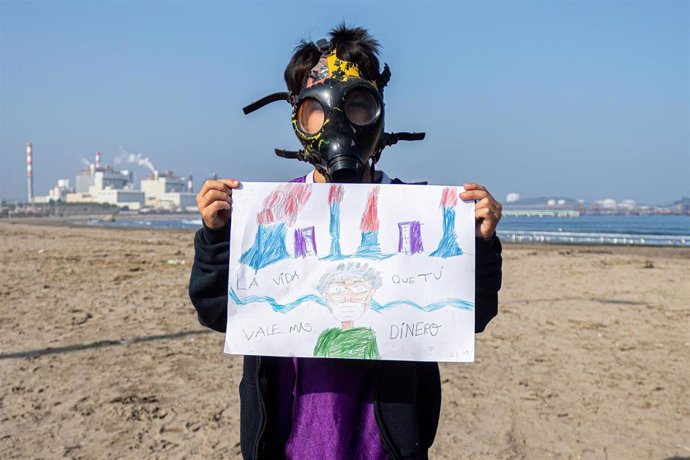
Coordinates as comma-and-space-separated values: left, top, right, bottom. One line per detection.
1, 0, 688, 205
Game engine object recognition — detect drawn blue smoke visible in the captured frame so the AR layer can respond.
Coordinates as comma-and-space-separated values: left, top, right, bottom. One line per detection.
430, 207, 463, 258
328, 201, 342, 257
240, 223, 289, 270
354, 231, 393, 259
321, 205, 393, 261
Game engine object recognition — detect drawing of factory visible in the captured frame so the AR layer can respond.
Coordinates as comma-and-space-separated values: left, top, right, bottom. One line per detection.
240, 182, 463, 271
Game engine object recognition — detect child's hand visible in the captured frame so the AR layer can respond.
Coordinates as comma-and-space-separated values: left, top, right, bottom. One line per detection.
196, 179, 241, 229
460, 183, 503, 240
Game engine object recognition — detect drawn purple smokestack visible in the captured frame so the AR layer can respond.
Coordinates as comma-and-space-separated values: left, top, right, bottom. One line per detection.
398, 221, 423, 254
294, 226, 317, 258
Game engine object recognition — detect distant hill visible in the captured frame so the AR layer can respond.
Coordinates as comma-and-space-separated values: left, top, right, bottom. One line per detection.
671, 196, 689, 211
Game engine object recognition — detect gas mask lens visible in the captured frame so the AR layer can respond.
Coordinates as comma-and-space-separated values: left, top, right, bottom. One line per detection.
344, 88, 379, 126
297, 98, 325, 135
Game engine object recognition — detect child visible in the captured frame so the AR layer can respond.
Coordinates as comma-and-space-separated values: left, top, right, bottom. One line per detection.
189, 25, 503, 460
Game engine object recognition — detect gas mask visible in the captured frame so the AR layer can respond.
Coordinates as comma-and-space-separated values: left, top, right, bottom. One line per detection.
242, 39, 425, 183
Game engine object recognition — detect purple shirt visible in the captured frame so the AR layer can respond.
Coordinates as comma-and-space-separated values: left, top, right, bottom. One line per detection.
281, 358, 388, 460
280, 173, 388, 459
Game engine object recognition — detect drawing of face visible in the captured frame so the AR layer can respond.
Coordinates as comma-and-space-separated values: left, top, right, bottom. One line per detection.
324, 278, 375, 327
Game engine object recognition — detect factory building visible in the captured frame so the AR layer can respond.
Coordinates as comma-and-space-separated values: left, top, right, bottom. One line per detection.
67, 152, 141, 209
157, 192, 197, 211
31, 179, 75, 204
23, 146, 196, 211
141, 170, 186, 198
49, 180, 74, 201
141, 170, 196, 211
94, 189, 145, 211
75, 162, 135, 195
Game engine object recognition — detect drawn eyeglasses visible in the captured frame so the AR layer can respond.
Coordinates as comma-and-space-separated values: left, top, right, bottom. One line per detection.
326, 283, 371, 295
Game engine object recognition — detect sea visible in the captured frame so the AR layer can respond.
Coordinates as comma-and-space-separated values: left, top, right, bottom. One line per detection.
87, 213, 690, 247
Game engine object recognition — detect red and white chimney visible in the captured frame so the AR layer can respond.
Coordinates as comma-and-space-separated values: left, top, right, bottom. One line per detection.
187, 175, 193, 193
26, 142, 34, 203
95, 151, 101, 168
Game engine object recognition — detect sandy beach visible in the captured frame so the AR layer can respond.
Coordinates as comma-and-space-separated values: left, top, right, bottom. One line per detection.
1, 221, 688, 459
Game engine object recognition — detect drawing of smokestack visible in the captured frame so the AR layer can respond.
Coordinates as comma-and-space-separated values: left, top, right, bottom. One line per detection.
240, 183, 312, 271
430, 187, 463, 258
325, 184, 344, 258
354, 186, 391, 259
26, 142, 34, 203
187, 175, 193, 193
95, 151, 101, 168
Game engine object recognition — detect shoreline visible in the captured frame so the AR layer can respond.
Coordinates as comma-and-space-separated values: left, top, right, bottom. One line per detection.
3, 219, 689, 255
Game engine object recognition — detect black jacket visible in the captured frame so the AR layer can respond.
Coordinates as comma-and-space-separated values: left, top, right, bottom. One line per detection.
189, 224, 502, 459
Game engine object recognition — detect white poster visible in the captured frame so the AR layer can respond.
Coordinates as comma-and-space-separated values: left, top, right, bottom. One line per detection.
225, 182, 475, 362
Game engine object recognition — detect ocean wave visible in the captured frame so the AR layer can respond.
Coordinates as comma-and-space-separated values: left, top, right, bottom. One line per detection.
88, 215, 689, 247
497, 230, 689, 247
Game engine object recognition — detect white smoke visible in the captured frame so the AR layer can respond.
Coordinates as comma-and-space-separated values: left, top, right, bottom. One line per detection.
114, 148, 156, 173
80, 157, 91, 167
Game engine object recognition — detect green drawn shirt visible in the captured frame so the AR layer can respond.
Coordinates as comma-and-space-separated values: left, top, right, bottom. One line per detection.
313, 327, 381, 360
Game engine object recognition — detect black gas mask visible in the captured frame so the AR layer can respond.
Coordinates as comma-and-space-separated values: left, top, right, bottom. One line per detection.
242, 39, 424, 183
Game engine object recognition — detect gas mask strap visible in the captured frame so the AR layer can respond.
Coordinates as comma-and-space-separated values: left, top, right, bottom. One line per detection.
275, 148, 321, 165
372, 131, 426, 164
315, 38, 332, 54
376, 63, 391, 95
383, 131, 426, 145
274, 148, 303, 160
242, 92, 292, 115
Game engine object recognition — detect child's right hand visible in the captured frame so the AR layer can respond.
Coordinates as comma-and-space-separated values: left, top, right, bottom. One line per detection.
196, 178, 241, 229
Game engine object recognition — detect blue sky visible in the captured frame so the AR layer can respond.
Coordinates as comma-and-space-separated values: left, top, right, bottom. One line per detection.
1, 0, 688, 204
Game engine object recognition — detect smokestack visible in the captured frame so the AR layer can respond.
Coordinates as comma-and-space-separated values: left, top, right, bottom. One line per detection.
95, 151, 101, 168
154, 170, 159, 181
187, 175, 193, 193
26, 142, 34, 203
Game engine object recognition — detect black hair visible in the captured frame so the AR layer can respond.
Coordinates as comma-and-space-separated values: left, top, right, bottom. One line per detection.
284, 24, 381, 95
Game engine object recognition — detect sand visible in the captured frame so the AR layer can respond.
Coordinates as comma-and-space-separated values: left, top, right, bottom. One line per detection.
1, 221, 688, 459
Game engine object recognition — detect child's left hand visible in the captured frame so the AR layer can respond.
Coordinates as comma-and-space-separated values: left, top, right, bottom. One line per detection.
460, 183, 503, 240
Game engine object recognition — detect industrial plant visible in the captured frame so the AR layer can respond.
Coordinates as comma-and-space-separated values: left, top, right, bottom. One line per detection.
26, 143, 197, 212
10, 142, 688, 218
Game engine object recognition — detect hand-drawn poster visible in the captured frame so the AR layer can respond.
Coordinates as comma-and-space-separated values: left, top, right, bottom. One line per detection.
225, 182, 476, 362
